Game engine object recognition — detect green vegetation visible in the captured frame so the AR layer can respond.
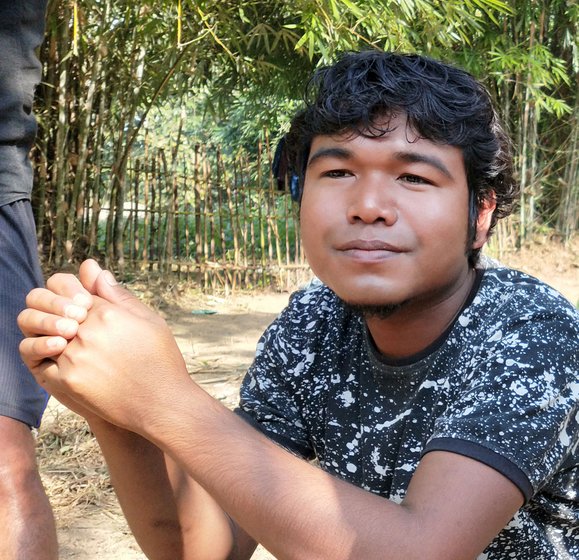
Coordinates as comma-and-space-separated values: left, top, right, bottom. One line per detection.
34, 0, 577, 279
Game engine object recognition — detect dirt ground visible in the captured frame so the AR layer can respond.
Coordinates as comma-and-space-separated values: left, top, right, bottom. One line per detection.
37, 239, 577, 559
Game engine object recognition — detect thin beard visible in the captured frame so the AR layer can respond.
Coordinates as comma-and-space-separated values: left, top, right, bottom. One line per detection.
344, 302, 404, 320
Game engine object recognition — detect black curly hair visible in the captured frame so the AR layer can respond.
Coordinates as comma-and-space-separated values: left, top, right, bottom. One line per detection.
284, 50, 519, 266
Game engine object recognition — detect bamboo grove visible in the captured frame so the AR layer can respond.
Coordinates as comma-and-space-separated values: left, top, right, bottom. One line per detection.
32, 0, 578, 290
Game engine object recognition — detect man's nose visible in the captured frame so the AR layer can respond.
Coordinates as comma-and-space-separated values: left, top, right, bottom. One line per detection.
346, 175, 398, 225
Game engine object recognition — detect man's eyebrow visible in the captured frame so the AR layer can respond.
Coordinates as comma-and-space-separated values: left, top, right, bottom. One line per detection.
307, 147, 352, 167
394, 151, 454, 179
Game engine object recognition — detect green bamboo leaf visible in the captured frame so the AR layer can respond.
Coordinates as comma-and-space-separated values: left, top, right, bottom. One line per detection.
294, 31, 309, 51
338, 0, 365, 18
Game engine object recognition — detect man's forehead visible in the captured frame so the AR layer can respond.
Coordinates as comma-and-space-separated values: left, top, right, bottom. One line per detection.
308, 126, 458, 157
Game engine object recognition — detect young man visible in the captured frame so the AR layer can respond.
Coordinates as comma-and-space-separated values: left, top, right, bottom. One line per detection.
19, 52, 578, 559
0, 2, 58, 557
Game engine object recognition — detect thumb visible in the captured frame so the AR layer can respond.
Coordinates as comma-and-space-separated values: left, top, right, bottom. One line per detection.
79, 259, 104, 294
94, 269, 153, 320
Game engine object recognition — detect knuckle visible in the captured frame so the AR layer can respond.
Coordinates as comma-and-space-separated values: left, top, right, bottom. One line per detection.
95, 304, 120, 325
39, 314, 52, 333
19, 339, 40, 369
46, 272, 77, 293
46, 272, 66, 288
18, 339, 29, 360
26, 287, 43, 304
16, 308, 28, 329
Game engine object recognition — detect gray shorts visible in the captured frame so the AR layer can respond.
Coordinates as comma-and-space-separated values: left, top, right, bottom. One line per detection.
0, 199, 48, 427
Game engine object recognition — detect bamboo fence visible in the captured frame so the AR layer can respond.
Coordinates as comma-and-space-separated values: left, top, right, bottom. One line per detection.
54, 142, 311, 293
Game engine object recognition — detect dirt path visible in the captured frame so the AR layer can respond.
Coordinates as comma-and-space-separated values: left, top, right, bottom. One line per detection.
39, 239, 577, 559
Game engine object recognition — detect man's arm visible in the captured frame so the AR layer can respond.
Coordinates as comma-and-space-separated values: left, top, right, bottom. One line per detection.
18, 261, 257, 560
88, 420, 257, 560
19, 261, 523, 559
145, 380, 523, 560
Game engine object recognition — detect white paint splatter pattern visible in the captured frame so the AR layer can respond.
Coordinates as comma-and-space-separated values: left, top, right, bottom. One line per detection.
238, 267, 579, 558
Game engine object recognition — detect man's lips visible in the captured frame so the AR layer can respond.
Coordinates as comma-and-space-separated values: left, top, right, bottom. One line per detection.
337, 239, 405, 252
335, 240, 406, 263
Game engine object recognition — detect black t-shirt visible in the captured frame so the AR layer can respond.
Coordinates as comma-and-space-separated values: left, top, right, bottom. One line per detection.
237, 266, 579, 558
0, 1, 47, 205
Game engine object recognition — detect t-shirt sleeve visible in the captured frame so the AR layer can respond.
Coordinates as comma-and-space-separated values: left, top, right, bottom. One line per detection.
235, 291, 317, 460
424, 304, 579, 502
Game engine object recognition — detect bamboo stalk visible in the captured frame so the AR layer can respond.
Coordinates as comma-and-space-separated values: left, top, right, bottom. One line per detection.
53, 3, 71, 265
193, 145, 202, 264
142, 133, 150, 269
149, 155, 157, 267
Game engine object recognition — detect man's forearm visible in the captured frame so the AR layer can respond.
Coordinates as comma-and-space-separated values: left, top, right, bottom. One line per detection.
142, 386, 411, 560
89, 420, 184, 559
89, 419, 243, 560
143, 382, 522, 560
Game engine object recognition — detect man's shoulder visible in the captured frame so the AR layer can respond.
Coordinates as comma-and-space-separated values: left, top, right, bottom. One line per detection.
274, 279, 362, 344
478, 264, 577, 318
461, 264, 579, 358
286, 279, 344, 318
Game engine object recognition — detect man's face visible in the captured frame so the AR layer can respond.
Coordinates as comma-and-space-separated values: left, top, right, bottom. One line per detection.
300, 114, 485, 313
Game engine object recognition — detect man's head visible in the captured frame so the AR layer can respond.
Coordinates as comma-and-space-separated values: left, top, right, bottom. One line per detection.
285, 51, 519, 266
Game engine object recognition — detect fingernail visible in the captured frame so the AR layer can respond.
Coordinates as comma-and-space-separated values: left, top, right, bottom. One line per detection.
46, 336, 66, 349
72, 293, 92, 308
103, 270, 118, 286
64, 304, 87, 320
56, 318, 78, 336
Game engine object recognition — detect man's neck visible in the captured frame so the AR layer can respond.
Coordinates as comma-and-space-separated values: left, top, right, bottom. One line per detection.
364, 268, 477, 360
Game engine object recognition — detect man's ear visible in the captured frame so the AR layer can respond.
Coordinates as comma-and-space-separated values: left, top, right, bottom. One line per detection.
472, 194, 497, 249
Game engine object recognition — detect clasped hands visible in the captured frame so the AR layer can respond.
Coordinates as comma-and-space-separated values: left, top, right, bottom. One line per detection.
18, 259, 191, 434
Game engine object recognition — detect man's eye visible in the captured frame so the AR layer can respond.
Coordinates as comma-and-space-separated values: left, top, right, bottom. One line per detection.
323, 169, 350, 178
400, 174, 432, 185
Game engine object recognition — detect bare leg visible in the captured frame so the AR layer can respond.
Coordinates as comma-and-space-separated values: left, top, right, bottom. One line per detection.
0, 416, 57, 560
